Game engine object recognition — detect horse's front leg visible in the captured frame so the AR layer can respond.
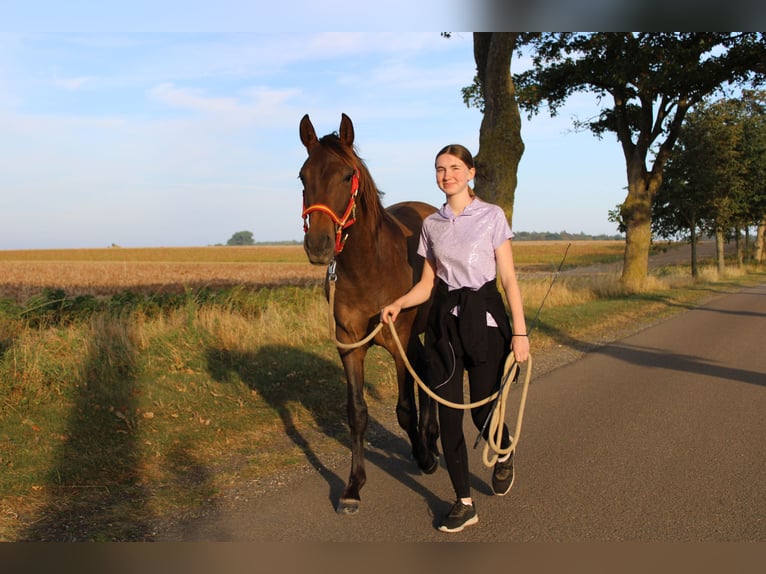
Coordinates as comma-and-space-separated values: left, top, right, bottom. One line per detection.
393, 334, 439, 474
337, 347, 368, 514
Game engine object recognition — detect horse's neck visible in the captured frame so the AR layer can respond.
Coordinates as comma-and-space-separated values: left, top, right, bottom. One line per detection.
336, 206, 396, 280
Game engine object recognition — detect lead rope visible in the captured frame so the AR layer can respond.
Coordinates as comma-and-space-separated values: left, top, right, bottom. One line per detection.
323, 244, 567, 468
325, 262, 531, 469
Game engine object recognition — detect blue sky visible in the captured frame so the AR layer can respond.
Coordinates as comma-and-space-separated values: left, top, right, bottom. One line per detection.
1, 21, 630, 249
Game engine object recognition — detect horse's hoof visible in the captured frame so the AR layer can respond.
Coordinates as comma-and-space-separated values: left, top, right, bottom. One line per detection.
336, 498, 360, 515
421, 452, 439, 475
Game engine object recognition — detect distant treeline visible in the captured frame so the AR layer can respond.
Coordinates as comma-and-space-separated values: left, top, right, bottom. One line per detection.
513, 231, 624, 241
250, 234, 625, 246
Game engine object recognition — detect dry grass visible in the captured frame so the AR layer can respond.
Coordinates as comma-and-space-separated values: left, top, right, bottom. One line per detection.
1, 240, 760, 541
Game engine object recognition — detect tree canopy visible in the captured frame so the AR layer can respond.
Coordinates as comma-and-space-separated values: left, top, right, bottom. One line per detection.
512, 32, 766, 288
654, 90, 766, 271
226, 231, 255, 246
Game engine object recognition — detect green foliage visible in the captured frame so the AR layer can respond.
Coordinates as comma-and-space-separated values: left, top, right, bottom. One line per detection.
22, 288, 100, 327
226, 230, 255, 246
514, 33, 766, 134
654, 90, 766, 241
514, 230, 623, 241
511, 32, 766, 285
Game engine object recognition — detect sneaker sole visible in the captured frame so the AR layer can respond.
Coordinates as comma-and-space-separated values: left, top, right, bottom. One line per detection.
438, 514, 479, 533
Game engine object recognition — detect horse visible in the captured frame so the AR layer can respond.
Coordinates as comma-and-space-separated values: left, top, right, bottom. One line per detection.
298, 113, 440, 514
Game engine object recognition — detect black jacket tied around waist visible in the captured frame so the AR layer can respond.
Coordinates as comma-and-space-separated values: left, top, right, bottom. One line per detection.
424, 278, 512, 389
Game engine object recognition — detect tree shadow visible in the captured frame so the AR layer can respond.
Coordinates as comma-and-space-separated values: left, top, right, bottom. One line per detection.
22, 315, 150, 541
537, 298, 766, 389
205, 344, 441, 511
0, 303, 22, 362
592, 342, 766, 388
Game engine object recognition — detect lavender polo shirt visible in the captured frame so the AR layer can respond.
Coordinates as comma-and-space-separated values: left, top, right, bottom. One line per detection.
418, 198, 513, 325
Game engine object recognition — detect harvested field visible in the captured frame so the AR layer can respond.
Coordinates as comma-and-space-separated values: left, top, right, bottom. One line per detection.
0, 241, 627, 303
0, 246, 325, 303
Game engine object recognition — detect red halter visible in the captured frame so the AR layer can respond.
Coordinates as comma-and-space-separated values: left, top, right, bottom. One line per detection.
302, 168, 359, 255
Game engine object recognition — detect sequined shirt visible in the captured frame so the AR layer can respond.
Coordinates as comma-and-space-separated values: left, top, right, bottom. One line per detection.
418, 197, 513, 290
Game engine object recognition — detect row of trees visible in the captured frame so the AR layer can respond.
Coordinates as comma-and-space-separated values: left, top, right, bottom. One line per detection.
513, 231, 623, 241
459, 32, 766, 289
651, 90, 766, 275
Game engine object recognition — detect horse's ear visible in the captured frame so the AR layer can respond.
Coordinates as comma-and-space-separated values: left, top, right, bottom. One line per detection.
299, 114, 318, 150
339, 113, 355, 146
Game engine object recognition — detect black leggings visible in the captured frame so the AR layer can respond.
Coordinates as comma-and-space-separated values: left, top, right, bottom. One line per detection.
435, 317, 512, 499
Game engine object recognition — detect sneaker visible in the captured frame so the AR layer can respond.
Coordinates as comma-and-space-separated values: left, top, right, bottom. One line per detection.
438, 500, 478, 533
492, 452, 515, 496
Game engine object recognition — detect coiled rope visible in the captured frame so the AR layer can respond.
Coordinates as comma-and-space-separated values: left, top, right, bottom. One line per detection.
327, 278, 532, 468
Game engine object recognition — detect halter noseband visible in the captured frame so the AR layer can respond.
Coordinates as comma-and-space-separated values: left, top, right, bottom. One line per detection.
302, 168, 359, 255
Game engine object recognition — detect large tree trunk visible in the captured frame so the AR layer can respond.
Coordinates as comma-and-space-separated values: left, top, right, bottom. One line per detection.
471, 33, 524, 226
622, 217, 652, 289
620, 166, 658, 290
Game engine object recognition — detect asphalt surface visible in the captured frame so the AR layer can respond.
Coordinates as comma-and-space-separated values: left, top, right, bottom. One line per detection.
163, 277, 766, 542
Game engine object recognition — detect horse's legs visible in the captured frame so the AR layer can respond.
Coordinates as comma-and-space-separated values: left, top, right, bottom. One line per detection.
410, 333, 440, 464
393, 334, 439, 474
337, 347, 368, 514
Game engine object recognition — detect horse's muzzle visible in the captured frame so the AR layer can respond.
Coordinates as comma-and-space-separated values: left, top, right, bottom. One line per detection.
304, 232, 334, 265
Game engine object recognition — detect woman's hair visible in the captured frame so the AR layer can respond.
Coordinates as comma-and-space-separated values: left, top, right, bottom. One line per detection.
435, 144, 476, 197
435, 144, 475, 170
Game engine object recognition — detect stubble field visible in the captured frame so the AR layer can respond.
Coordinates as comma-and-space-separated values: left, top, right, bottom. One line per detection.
0, 241, 624, 303
0, 245, 325, 303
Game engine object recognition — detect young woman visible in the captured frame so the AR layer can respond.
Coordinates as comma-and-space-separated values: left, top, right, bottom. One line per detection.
380, 144, 529, 533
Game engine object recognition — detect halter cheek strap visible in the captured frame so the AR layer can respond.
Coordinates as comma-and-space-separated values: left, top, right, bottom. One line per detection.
302, 168, 359, 254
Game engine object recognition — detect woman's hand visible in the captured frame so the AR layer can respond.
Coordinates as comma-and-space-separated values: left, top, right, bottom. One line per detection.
380, 301, 403, 324
511, 334, 530, 363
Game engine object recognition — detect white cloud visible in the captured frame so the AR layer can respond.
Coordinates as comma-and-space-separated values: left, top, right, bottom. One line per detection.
148, 82, 302, 125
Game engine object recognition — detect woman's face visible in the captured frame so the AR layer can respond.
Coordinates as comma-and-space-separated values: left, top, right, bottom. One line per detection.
435, 153, 475, 197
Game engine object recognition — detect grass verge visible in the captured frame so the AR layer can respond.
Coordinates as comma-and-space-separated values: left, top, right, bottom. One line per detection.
1, 260, 763, 541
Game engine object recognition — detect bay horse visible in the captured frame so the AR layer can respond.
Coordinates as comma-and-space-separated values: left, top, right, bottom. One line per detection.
299, 113, 440, 514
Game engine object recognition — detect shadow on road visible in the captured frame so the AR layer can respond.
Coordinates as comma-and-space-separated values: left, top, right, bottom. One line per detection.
592, 342, 766, 388
204, 344, 440, 512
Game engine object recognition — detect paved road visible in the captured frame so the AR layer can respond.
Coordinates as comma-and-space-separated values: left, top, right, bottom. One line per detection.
166, 281, 766, 541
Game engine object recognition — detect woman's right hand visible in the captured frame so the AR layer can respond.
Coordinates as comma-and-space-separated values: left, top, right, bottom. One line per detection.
380, 301, 402, 324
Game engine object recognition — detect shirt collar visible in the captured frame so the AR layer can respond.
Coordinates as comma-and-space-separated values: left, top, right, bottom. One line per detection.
438, 197, 481, 220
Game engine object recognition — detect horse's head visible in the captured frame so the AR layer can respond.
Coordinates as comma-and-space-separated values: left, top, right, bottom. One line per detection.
299, 113, 361, 265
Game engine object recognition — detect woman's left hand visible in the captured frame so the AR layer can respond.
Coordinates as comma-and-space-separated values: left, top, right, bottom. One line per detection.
511, 334, 530, 363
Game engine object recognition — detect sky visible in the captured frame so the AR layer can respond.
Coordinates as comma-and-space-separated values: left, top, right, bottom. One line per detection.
0, 6, 640, 250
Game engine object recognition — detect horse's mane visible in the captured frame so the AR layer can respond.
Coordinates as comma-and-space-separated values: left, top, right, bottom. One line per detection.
318, 132, 386, 225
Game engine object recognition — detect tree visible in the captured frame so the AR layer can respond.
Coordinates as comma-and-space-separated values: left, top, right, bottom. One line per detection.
654, 97, 747, 275
462, 33, 526, 227
694, 100, 751, 272
739, 90, 766, 265
651, 150, 708, 277
654, 91, 766, 273
513, 33, 766, 289
226, 230, 255, 246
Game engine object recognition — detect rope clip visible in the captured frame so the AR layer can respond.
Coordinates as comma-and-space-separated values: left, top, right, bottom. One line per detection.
327, 259, 338, 283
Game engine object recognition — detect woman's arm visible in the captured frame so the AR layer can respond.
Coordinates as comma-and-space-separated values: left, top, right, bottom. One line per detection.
380, 259, 437, 324
496, 239, 530, 362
